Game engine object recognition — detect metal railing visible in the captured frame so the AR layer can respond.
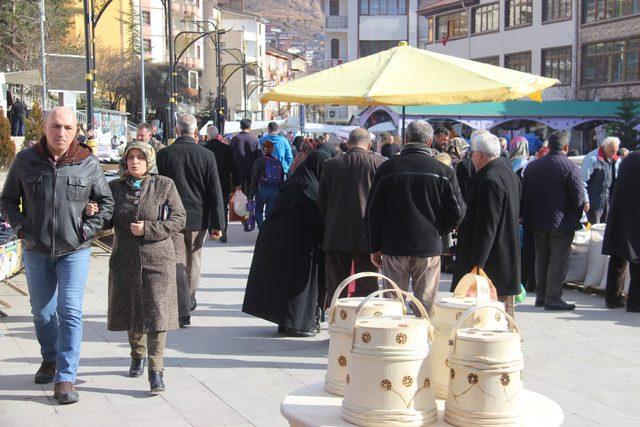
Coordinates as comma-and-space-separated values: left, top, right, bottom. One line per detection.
326, 15, 348, 29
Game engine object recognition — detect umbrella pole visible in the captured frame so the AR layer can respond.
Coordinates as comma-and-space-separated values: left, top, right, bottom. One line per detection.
401, 106, 406, 144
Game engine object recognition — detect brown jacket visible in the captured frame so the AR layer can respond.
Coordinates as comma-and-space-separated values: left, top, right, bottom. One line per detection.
318, 147, 385, 252
107, 175, 186, 333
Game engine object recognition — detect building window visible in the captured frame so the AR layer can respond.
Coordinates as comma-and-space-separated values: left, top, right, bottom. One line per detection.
505, 0, 533, 27
582, 0, 639, 23
196, 45, 201, 60
473, 55, 500, 66
435, 10, 468, 41
582, 38, 640, 85
542, 0, 571, 21
330, 0, 340, 15
472, 3, 499, 34
427, 17, 434, 43
542, 46, 572, 84
142, 10, 151, 26
505, 51, 532, 72
359, 0, 407, 16
142, 38, 151, 53
359, 40, 400, 57
331, 39, 340, 59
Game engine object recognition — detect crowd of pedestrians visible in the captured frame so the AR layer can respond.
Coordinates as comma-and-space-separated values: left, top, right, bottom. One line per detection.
0, 105, 637, 406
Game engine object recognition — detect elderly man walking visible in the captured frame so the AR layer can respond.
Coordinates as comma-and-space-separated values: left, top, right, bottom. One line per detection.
318, 128, 384, 301
366, 121, 465, 316
157, 114, 225, 328
581, 136, 620, 224
523, 131, 585, 311
452, 132, 521, 317
0, 106, 114, 404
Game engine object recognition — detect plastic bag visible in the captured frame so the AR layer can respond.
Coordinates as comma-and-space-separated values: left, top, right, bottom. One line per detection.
515, 284, 527, 304
232, 189, 248, 218
228, 191, 243, 222
244, 200, 256, 232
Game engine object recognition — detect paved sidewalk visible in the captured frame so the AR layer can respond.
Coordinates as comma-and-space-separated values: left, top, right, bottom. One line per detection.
1, 223, 640, 426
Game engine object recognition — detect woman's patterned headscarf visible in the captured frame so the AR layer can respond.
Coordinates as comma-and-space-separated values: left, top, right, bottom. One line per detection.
120, 141, 157, 179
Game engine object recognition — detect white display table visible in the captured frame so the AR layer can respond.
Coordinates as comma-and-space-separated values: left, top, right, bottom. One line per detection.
281, 383, 563, 427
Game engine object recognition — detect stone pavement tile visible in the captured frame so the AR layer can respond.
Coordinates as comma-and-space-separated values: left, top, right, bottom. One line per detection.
175, 405, 250, 426
126, 417, 192, 427
0, 414, 65, 427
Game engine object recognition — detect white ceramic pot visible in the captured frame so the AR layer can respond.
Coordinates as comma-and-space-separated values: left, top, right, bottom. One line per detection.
325, 272, 405, 396
431, 273, 506, 399
342, 290, 438, 427
445, 306, 525, 427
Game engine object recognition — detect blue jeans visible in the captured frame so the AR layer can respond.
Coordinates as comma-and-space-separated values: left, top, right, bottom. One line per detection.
23, 247, 91, 383
255, 185, 279, 229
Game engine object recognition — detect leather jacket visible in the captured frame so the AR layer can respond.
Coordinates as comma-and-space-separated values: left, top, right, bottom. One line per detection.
0, 138, 114, 256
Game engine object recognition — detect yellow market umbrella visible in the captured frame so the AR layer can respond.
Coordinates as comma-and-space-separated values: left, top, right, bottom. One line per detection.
260, 42, 558, 106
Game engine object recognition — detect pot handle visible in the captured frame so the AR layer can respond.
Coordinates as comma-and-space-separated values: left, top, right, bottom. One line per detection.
328, 272, 404, 324
352, 289, 434, 348
448, 305, 519, 354
452, 272, 496, 304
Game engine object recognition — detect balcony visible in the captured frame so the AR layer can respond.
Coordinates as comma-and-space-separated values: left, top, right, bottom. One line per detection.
326, 15, 348, 30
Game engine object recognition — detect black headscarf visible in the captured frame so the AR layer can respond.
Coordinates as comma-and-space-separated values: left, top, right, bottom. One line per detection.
269, 150, 330, 218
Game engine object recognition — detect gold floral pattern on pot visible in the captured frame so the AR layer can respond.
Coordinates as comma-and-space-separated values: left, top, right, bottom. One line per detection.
500, 373, 510, 386
380, 379, 392, 390
373, 311, 382, 316
396, 333, 407, 344
361, 332, 371, 343
424, 378, 431, 388
339, 310, 347, 320
467, 373, 479, 385
495, 312, 502, 322
450, 369, 455, 380
338, 355, 347, 367
402, 376, 413, 387
455, 312, 462, 320
346, 374, 350, 384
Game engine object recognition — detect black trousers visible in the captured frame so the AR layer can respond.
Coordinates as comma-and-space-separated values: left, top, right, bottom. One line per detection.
522, 225, 537, 292
534, 229, 574, 305
324, 251, 378, 308
606, 255, 640, 310
587, 200, 608, 225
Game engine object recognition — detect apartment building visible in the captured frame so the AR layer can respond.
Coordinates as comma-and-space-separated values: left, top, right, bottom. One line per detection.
323, 0, 421, 123
418, 0, 577, 100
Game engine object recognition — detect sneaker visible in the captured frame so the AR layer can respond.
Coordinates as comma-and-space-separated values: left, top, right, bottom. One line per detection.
53, 382, 79, 404
35, 360, 56, 384
544, 300, 576, 311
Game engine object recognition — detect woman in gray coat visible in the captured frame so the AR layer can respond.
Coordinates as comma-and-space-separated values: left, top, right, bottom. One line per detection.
87, 141, 185, 393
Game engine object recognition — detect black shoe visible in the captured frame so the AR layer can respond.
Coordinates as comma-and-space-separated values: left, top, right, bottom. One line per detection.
277, 325, 286, 334
606, 297, 626, 309
148, 370, 165, 394
220, 231, 227, 243
535, 300, 545, 307
53, 381, 79, 404
285, 327, 317, 337
191, 300, 197, 311
35, 360, 56, 384
626, 306, 640, 313
545, 300, 576, 311
129, 358, 145, 377
179, 316, 191, 328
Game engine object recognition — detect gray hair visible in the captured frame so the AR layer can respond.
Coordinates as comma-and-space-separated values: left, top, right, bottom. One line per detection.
406, 120, 433, 145
176, 114, 197, 136
473, 132, 501, 159
348, 127, 371, 146
207, 124, 219, 139
602, 136, 620, 148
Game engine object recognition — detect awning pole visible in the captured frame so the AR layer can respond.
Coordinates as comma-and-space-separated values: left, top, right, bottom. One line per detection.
401, 106, 406, 144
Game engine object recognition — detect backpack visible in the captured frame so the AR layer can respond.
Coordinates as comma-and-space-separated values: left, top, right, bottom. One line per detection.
261, 156, 283, 186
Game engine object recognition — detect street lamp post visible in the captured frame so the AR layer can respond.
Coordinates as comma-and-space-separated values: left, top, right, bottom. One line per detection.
39, 0, 47, 110
82, 0, 94, 146
167, 0, 176, 143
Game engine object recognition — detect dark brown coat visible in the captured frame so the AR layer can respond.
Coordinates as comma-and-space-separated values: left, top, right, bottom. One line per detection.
107, 175, 186, 333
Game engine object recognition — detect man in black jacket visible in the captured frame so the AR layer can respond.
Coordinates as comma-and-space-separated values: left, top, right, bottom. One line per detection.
319, 128, 384, 301
0, 106, 114, 404
157, 114, 225, 327
452, 132, 521, 316
10, 98, 27, 136
230, 118, 260, 193
204, 124, 239, 242
366, 121, 465, 316
523, 131, 585, 311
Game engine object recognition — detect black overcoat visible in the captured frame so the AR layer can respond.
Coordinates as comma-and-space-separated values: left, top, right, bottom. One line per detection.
603, 151, 640, 263
452, 158, 522, 296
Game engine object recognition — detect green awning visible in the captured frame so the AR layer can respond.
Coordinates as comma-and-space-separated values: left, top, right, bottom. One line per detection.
390, 101, 621, 118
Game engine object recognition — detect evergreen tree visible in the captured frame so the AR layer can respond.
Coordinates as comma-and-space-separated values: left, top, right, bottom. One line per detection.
608, 95, 640, 149
24, 101, 45, 144
0, 114, 16, 167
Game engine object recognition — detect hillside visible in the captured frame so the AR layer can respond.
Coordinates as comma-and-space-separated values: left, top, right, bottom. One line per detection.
244, 0, 324, 38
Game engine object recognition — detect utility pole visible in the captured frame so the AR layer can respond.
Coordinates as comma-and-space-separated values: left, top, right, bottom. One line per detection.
216, 27, 224, 133
167, 0, 175, 142
39, 0, 47, 110
82, 0, 95, 147
139, 0, 146, 122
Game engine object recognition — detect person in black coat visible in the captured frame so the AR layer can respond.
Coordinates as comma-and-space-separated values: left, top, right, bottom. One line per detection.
603, 150, 640, 312
10, 98, 27, 136
242, 151, 330, 337
452, 132, 522, 316
204, 124, 239, 242
156, 114, 225, 327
